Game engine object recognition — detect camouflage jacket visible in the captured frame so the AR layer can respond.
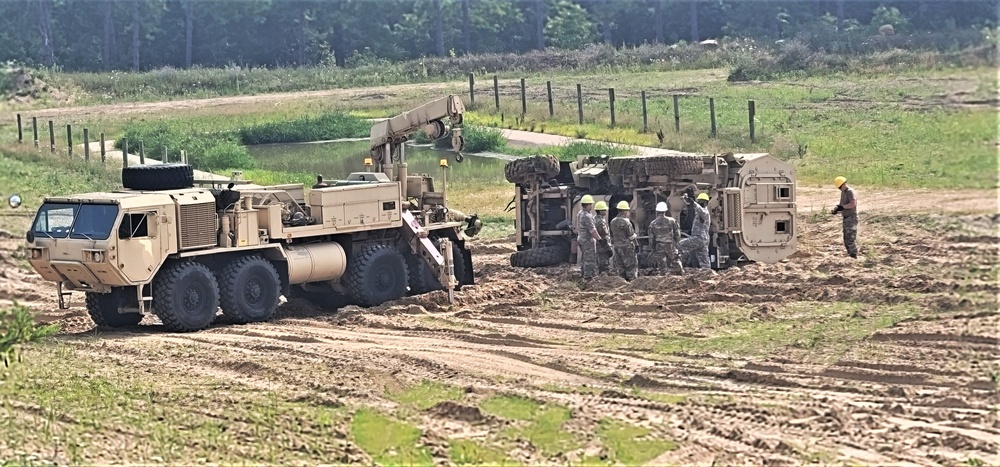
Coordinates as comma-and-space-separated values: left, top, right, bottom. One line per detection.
576, 209, 596, 241
648, 215, 680, 245
690, 203, 711, 240
609, 216, 636, 247
594, 214, 610, 242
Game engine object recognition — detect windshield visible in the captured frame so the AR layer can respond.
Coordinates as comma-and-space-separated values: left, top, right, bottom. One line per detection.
31, 202, 120, 240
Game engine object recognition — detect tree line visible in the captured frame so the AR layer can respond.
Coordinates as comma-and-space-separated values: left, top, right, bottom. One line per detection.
1, 0, 996, 72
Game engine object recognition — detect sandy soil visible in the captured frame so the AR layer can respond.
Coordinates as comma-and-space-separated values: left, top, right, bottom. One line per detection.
1, 185, 997, 465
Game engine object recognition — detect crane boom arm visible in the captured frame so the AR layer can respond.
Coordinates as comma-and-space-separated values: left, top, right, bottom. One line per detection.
370, 95, 465, 162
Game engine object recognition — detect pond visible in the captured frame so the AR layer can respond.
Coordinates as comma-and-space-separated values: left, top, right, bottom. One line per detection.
245, 140, 512, 186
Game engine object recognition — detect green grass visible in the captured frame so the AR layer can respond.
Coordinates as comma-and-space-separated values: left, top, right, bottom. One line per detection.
1, 344, 349, 464
387, 380, 464, 411
238, 111, 371, 145
449, 439, 518, 466
350, 409, 433, 466
657, 302, 920, 360
0, 303, 59, 367
479, 395, 578, 457
0, 144, 122, 231
596, 419, 677, 465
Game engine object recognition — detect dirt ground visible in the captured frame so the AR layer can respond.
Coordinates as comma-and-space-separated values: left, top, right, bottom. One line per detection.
1, 185, 997, 465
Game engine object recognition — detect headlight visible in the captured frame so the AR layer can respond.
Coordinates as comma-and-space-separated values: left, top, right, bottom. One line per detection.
93, 251, 104, 263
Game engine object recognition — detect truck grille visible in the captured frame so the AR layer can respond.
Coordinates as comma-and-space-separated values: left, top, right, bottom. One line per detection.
726, 191, 742, 231
179, 202, 218, 250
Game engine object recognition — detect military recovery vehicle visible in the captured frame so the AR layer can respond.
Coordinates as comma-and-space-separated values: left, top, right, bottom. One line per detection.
505, 151, 797, 270
24, 95, 482, 332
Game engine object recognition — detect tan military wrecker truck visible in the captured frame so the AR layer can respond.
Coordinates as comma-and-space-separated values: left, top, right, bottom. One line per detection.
24, 95, 482, 332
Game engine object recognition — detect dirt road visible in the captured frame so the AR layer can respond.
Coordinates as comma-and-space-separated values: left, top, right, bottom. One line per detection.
1, 185, 997, 465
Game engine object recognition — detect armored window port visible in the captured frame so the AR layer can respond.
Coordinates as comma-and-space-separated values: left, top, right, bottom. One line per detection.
775, 220, 790, 234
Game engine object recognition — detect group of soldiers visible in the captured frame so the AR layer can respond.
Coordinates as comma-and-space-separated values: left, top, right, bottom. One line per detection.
576, 192, 713, 281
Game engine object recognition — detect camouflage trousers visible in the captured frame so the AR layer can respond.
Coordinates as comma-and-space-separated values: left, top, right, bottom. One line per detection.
612, 244, 638, 281
652, 242, 683, 275
578, 237, 599, 279
842, 215, 858, 257
678, 236, 710, 269
596, 242, 612, 274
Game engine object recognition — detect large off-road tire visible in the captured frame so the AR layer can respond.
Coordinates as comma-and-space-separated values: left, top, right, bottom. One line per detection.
404, 242, 470, 295
152, 261, 220, 332
85, 291, 142, 328
122, 163, 195, 191
344, 244, 409, 307
607, 156, 643, 177
405, 252, 438, 296
219, 255, 281, 324
504, 155, 560, 184
510, 245, 570, 268
642, 155, 704, 177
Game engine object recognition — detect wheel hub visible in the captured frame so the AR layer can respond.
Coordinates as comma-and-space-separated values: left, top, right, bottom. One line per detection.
245, 278, 263, 305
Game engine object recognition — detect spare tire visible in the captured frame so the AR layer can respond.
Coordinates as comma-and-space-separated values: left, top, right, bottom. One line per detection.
504, 155, 560, 184
643, 155, 704, 177
510, 245, 569, 268
607, 156, 644, 177
122, 163, 195, 191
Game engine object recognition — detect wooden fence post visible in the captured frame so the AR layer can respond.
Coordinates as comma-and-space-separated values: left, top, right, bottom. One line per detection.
641, 91, 648, 133
32, 117, 38, 148
709, 98, 717, 138
83, 128, 90, 162
16, 114, 22, 143
48, 120, 55, 153
672, 95, 680, 132
468, 73, 475, 107
163, 145, 168, 162
181, 150, 187, 164
577, 84, 583, 125
100, 132, 106, 164
493, 75, 500, 112
520, 78, 526, 116
748, 100, 756, 142
66, 124, 72, 157
546, 81, 553, 117
139, 139, 145, 164
122, 138, 129, 168
608, 88, 616, 127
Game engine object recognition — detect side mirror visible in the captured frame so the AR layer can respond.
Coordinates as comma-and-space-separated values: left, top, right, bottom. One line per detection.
8, 194, 21, 208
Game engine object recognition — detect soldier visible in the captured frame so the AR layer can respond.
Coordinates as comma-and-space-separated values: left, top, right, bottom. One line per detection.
677, 192, 711, 268
576, 194, 601, 279
831, 176, 858, 258
609, 200, 639, 281
593, 200, 613, 274
648, 201, 683, 276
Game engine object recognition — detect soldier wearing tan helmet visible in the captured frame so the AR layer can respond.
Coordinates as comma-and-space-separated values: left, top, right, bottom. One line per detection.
609, 200, 639, 281
593, 201, 613, 274
648, 201, 683, 276
831, 176, 858, 258
577, 194, 601, 279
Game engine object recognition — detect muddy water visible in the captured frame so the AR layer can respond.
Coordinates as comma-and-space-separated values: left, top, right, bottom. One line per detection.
245, 140, 510, 186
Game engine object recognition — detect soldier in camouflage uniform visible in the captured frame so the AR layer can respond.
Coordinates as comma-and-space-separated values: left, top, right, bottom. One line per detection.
831, 176, 859, 258
576, 195, 601, 279
677, 192, 712, 268
593, 201, 613, 274
648, 202, 683, 275
609, 200, 639, 281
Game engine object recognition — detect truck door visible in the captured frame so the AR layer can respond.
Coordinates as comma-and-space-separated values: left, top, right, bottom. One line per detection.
725, 156, 797, 264
116, 210, 165, 283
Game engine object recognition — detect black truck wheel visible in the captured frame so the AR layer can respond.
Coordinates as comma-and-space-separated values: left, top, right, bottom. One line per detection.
344, 244, 409, 307
219, 255, 281, 324
405, 242, 470, 295
510, 245, 569, 268
642, 155, 704, 176
122, 163, 195, 191
504, 155, 560, 184
85, 290, 143, 328
152, 261, 220, 332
